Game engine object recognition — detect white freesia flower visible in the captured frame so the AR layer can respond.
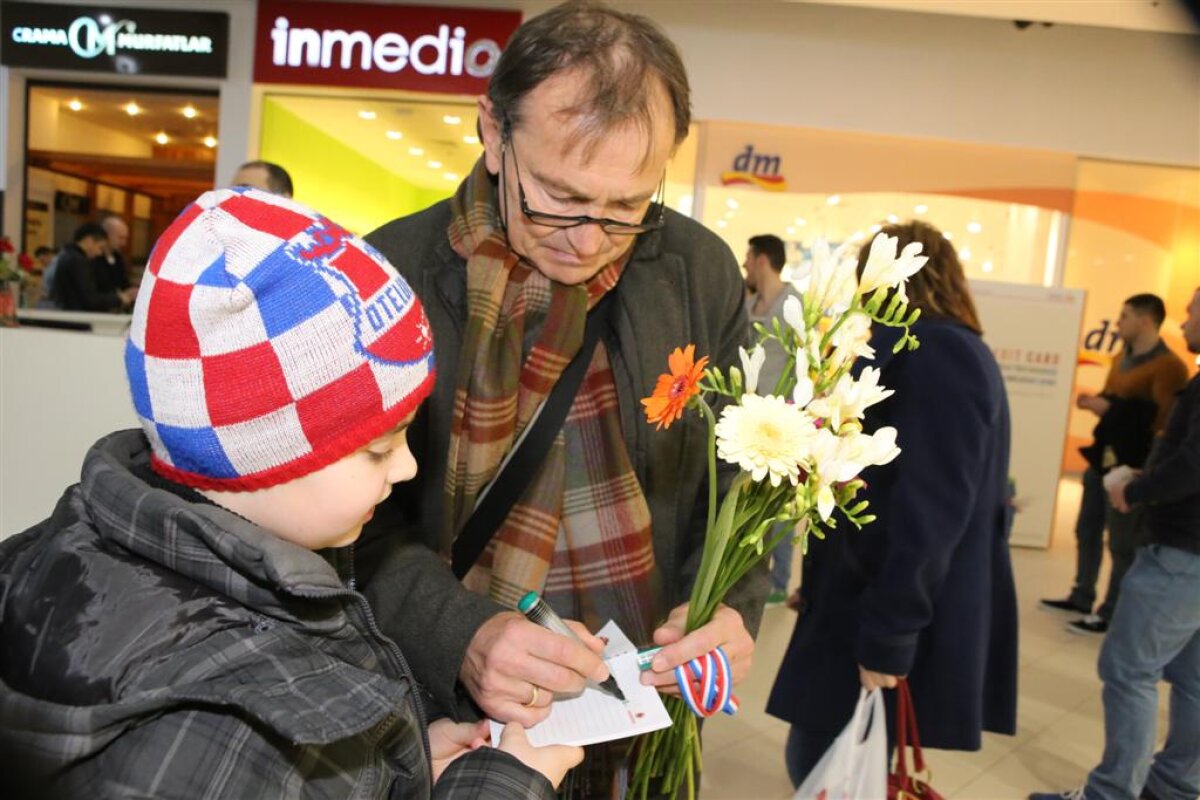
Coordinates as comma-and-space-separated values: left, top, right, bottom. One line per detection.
805, 427, 900, 520
782, 294, 805, 339
716, 394, 816, 487
739, 345, 766, 394
784, 239, 858, 316
793, 353, 814, 408
807, 366, 894, 429
828, 312, 875, 369
858, 234, 928, 302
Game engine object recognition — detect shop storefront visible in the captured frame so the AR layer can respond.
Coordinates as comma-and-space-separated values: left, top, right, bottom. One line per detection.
0, 1, 244, 265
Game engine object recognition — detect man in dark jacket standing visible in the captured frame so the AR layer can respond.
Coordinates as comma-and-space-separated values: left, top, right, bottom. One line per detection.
1033, 288, 1200, 800
358, 3, 762, 795
52, 221, 135, 312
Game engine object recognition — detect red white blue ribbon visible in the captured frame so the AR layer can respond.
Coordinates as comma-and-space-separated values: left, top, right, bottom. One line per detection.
674, 646, 739, 717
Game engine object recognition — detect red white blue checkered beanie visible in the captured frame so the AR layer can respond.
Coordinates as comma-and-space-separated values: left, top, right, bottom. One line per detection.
125, 187, 434, 490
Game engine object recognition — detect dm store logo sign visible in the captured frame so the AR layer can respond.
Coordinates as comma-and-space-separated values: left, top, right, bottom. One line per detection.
720, 145, 787, 192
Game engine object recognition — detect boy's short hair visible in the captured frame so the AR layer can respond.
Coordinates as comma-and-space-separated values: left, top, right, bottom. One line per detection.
1124, 293, 1166, 328
125, 188, 434, 490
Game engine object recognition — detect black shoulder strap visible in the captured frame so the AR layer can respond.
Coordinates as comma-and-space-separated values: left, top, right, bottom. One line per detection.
451, 293, 615, 579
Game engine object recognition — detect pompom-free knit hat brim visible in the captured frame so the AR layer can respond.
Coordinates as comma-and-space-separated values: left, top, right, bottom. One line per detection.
126, 188, 435, 491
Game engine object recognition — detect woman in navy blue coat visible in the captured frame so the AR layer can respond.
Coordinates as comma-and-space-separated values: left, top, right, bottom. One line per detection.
766, 220, 1019, 786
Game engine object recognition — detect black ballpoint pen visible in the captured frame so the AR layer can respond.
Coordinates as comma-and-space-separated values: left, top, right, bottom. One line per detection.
517, 591, 627, 702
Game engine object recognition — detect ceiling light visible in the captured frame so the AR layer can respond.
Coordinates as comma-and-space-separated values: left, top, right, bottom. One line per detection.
724, 209, 735, 220
463, 135, 479, 145
959, 247, 971, 260
443, 172, 459, 181
386, 130, 403, 140
794, 217, 807, 226
981, 260, 994, 272
443, 114, 462, 125
869, 223, 882, 234
725, 198, 739, 210
716, 219, 728, 229
67, 98, 83, 112
408, 147, 424, 156
203, 135, 218, 148
358, 109, 377, 120
786, 226, 796, 236
886, 214, 899, 224
967, 221, 983, 234
124, 101, 141, 116
913, 203, 928, 214
181, 105, 197, 119
154, 131, 169, 145
942, 231, 953, 241
427, 160, 443, 169
826, 194, 841, 206
850, 230, 866, 241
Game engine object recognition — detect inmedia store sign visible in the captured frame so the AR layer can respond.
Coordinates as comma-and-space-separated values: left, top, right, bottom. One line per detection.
1, 2, 229, 78
253, 1, 522, 94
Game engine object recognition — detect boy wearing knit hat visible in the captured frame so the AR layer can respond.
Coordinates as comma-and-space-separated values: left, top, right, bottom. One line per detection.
0, 188, 580, 799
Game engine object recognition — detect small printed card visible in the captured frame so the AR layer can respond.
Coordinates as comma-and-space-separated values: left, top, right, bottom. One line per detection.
489, 620, 672, 748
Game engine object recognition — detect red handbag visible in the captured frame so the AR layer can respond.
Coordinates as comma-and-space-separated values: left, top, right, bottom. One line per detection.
887, 679, 945, 800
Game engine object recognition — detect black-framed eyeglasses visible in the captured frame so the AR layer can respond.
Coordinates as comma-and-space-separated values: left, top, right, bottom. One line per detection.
503, 133, 667, 236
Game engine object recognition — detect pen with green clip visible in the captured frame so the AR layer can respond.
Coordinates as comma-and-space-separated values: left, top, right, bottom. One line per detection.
636, 646, 663, 672
517, 591, 626, 702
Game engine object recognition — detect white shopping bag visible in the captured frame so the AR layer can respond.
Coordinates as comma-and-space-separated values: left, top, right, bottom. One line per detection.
793, 688, 888, 800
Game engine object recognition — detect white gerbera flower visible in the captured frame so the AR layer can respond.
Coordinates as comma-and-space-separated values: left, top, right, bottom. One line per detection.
858, 234, 927, 301
739, 345, 766, 394
716, 394, 816, 487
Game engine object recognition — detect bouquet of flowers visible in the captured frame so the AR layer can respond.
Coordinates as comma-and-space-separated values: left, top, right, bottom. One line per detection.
629, 233, 929, 799
0, 237, 36, 321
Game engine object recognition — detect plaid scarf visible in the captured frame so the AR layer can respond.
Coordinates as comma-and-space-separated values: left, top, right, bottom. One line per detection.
445, 159, 662, 647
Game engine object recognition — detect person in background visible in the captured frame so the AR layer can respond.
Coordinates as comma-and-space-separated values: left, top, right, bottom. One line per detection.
359, 3, 761, 795
52, 222, 135, 312
743, 233, 802, 605
1041, 294, 1188, 635
1031, 287, 1200, 800
95, 214, 133, 295
232, 160, 294, 197
0, 187, 580, 799
33, 246, 55, 273
766, 219, 1019, 787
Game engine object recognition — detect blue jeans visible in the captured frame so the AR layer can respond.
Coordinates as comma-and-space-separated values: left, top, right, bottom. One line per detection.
769, 521, 794, 594
1086, 545, 1200, 800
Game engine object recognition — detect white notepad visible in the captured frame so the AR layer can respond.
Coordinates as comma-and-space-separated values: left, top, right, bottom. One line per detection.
489, 620, 672, 748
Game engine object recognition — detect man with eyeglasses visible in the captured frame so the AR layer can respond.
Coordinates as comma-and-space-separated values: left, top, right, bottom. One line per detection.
359, 3, 760, 795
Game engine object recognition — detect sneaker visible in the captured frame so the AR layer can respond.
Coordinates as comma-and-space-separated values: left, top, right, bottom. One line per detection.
1067, 615, 1109, 635
1028, 790, 1087, 800
766, 590, 787, 605
1040, 597, 1090, 614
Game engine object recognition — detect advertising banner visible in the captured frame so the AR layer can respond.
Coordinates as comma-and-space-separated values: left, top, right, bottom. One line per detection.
1, 2, 228, 78
971, 280, 1085, 548
254, 1, 521, 95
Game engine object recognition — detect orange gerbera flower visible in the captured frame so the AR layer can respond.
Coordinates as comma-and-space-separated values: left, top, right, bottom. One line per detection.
641, 344, 709, 430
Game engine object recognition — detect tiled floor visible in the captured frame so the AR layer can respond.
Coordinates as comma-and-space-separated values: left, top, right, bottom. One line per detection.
698, 476, 1172, 799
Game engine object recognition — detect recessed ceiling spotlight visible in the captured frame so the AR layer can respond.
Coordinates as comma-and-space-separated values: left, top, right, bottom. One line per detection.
182, 105, 198, 119
826, 194, 841, 206
443, 114, 462, 125
203, 135, 218, 148
386, 130, 403, 140
794, 217, 807, 226
67, 98, 83, 112
443, 172, 459, 181
463, 135, 479, 145
408, 147, 424, 156
913, 203, 928, 215
124, 101, 141, 116
427, 160, 443, 169
358, 110, 377, 120
154, 131, 169, 145
981, 260, 994, 272
967, 221, 983, 234
942, 231, 954, 241
886, 214, 900, 224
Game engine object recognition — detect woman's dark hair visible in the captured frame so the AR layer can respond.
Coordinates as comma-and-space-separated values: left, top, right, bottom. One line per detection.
487, 1, 691, 153
857, 220, 983, 335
